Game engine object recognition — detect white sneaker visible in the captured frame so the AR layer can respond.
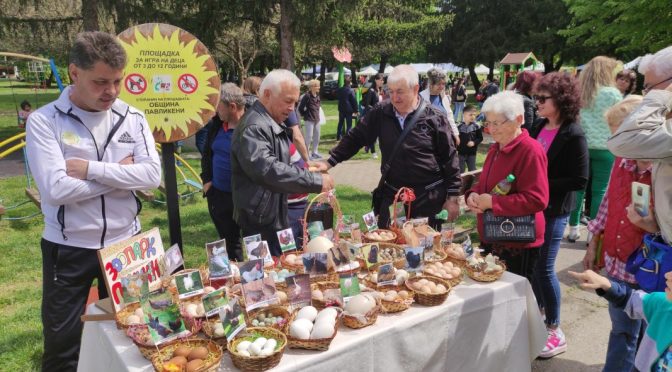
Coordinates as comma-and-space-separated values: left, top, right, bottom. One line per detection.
567, 226, 580, 243
538, 327, 567, 359
372, 153, 378, 159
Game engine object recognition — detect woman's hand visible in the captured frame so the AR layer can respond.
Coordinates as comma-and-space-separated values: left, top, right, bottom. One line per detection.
475, 193, 493, 210
568, 270, 612, 291
466, 193, 484, 213
626, 203, 659, 233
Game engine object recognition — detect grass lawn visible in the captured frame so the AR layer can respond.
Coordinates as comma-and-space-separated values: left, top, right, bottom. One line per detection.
0, 80, 61, 141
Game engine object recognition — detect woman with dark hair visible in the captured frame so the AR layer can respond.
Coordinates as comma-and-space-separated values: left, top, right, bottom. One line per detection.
529, 72, 589, 358
615, 69, 637, 96
452, 78, 467, 122
361, 73, 384, 158
512, 71, 539, 131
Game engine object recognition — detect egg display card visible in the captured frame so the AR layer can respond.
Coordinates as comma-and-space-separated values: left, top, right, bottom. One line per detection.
362, 211, 378, 231
339, 273, 361, 300
140, 289, 188, 345
404, 246, 424, 273
307, 221, 325, 240
389, 203, 406, 228
341, 215, 354, 234
277, 228, 297, 252
202, 288, 228, 317
350, 223, 362, 243
377, 263, 396, 287
206, 239, 232, 279
239, 259, 264, 284
462, 236, 474, 258
632, 182, 651, 217
244, 236, 273, 266
361, 244, 380, 268
120, 271, 149, 305
440, 222, 455, 246
329, 242, 353, 268
302, 252, 329, 277
163, 244, 184, 276
286, 274, 311, 308
219, 296, 246, 339
174, 269, 205, 300
242, 276, 278, 312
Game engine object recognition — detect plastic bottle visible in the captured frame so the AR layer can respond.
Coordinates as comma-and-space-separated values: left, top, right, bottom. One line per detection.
491, 174, 515, 196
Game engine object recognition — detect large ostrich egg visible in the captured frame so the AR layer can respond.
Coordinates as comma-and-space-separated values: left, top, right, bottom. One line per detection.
306, 236, 334, 253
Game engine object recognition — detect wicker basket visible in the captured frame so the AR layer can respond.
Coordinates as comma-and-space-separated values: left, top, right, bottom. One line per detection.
466, 261, 507, 282
363, 242, 406, 272
151, 338, 223, 372
279, 254, 305, 274
379, 288, 414, 313
246, 305, 291, 332
264, 267, 297, 291
178, 296, 206, 332
302, 191, 344, 250
343, 303, 380, 329
423, 250, 448, 264
405, 276, 452, 306
308, 270, 338, 285
389, 187, 416, 243
310, 281, 341, 310
228, 327, 287, 371
363, 229, 398, 244
286, 308, 343, 351
201, 317, 228, 349
114, 302, 142, 329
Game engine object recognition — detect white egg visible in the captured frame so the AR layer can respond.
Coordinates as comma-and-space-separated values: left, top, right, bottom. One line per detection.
133, 308, 144, 318
344, 294, 375, 315
383, 294, 397, 302
314, 316, 336, 329
203, 286, 216, 294
253, 337, 267, 347
236, 340, 252, 352
259, 348, 274, 356
289, 321, 311, 339
263, 338, 277, 350
310, 321, 335, 339
291, 318, 314, 332
277, 291, 288, 303
296, 306, 318, 321
312, 289, 324, 300
306, 236, 334, 253
126, 314, 141, 324
185, 303, 198, 314
238, 350, 250, 357
316, 307, 338, 322
214, 327, 225, 337
196, 303, 205, 316
249, 343, 262, 356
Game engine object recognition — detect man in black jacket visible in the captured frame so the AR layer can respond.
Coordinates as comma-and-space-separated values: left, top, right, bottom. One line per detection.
231, 69, 334, 256
336, 75, 358, 140
316, 65, 461, 228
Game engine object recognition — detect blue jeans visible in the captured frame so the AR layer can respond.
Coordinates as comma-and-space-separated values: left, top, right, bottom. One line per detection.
603, 275, 642, 372
337, 112, 353, 140
532, 213, 568, 327
454, 102, 465, 122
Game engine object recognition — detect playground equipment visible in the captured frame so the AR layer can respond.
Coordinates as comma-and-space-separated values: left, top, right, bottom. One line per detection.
498, 52, 540, 90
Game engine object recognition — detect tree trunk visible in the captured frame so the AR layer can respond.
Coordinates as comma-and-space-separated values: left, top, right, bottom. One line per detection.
279, 0, 295, 71
319, 62, 326, 86
312, 63, 317, 78
81, 0, 99, 31
379, 53, 388, 74
487, 59, 495, 81
468, 65, 480, 90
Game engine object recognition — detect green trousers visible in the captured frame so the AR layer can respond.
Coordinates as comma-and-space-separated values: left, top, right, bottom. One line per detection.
569, 148, 615, 226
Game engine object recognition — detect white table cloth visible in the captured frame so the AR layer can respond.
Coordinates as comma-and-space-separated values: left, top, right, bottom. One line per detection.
79, 272, 546, 372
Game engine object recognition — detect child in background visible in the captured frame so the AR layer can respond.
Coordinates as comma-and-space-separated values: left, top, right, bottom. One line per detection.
584, 95, 659, 372
568, 269, 672, 372
18, 100, 32, 128
456, 105, 483, 173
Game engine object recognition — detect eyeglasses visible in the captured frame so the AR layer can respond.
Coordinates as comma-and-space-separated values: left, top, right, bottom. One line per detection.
643, 76, 672, 93
533, 95, 552, 104
483, 120, 512, 129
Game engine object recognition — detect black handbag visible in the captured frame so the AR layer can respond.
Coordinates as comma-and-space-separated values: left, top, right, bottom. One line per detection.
482, 210, 536, 242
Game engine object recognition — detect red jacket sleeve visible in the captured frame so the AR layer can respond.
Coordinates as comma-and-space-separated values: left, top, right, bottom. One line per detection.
492, 145, 549, 217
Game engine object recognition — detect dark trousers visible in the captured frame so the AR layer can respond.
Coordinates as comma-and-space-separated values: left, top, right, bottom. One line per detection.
481, 243, 540, 283
459, 153, 477, 173
337, 112, 353, 140
375, 184, 447, 231
206, 187, 243, 261
41, 239, 109, 372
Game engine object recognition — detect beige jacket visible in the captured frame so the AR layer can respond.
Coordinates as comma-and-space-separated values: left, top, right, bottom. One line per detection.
607, 90, 672, 243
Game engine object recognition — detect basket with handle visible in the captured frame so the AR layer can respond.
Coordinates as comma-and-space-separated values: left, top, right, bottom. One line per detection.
389, 187, 416, 243
301, 190, 344, 249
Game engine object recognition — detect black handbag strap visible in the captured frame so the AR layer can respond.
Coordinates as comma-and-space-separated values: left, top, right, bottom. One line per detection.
376, 100, 428, 191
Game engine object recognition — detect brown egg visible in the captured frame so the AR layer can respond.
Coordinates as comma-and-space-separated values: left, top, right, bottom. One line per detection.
173, 345, 192, 358
168, 356, 188, 367
187, 346, 209, 361
186, 359, 204, 372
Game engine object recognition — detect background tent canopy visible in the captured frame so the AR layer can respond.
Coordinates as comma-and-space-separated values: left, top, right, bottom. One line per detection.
301, 65, 350, 75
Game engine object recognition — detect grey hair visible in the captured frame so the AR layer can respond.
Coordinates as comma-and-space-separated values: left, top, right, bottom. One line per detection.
481, 91, 524, 121
259, 69, 301, 96
70, 31, 127, 70
639, 45, 672, 77
387, 64, 419, 89
220, 83, 245, 108
427, 68, 447, 86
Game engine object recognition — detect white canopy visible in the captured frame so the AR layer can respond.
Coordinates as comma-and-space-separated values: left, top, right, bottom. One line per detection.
357, 66, 378, 75
474, 64, 500, 75
300, 65, 350, 75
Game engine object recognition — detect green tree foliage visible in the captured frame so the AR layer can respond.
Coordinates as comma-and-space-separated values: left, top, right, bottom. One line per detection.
562, 0, 672, 58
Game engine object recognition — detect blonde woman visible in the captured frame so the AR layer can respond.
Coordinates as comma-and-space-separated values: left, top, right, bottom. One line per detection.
567, 56, 623, 241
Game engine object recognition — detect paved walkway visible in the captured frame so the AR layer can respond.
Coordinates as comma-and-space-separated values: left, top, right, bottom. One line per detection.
330, 158, 610, 371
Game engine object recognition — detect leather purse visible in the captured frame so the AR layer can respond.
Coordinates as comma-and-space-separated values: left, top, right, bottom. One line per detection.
482, 210, 535, 242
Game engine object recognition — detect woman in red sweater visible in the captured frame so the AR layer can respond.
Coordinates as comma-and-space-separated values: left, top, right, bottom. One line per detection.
466, 91, 549, 281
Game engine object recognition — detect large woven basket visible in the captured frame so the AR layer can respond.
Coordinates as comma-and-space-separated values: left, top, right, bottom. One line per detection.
125, 324, 176, 360
246, 305, 291, 333
151, 338, 223, 372
389, 187, 416, 244
286, 308, 343, 351
379, 288, 414, 313
343, 304, 380, 329
466, 261, 507, 282
363, 229, 397, 244
309, 270, 338, 285
310, 281, 341, 310
228, 327, 287, 371
114, 302, 142, 330
405, 276, 452, 306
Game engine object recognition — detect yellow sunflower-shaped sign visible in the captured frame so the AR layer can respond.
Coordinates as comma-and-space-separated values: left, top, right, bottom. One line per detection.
117, 23, 220, 143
